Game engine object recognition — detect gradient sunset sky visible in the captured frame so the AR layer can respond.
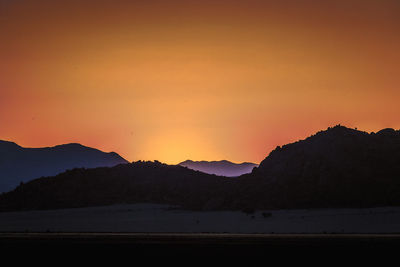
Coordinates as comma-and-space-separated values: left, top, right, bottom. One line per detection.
1, 0, 399, 164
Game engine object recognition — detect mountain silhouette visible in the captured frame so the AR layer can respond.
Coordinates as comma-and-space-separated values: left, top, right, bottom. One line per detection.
0, 161, 230, 211
179, 160, 258, 177
0, 140, 128, 193
244, 125, 400, 209
1, 125, 400, 212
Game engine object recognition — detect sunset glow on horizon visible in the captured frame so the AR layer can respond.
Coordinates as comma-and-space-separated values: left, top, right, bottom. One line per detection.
1, 0, 399, 164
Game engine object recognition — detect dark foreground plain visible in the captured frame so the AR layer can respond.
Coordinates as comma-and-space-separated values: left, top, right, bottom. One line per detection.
3, 232, 400, 246
2, 204, 400, 233
2, 233, 400, 262
2, 233, 400, 250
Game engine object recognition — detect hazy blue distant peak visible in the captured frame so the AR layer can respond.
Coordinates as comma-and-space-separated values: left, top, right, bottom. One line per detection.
0, 140, 129, 193
181, 159, 256, 165
0, 140, 21, 148
179, 160, 258, 177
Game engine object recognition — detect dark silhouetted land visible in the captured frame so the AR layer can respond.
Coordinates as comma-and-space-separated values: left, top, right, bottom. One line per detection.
1, 125, 400, 212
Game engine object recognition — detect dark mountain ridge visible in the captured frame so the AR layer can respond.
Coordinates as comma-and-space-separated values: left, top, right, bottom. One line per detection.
179, 160, 258, 177
244, 125, 400, 209
1, 125, 400, 212
0, 141, 128, 193
0, 161, 231, 211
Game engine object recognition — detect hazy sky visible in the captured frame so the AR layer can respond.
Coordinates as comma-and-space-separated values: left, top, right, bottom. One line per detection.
1, 0, 399, 164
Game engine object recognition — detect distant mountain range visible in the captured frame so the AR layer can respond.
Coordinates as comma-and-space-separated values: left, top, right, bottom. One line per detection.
179, 160, 257, 177
1, 125, 400, 212
0, 141, 128, 193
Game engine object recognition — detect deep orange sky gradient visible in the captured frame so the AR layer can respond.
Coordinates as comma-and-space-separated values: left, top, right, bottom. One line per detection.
1, 0, 399, 164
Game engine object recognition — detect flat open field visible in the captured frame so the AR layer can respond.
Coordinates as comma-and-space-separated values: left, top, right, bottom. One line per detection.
1, 203, 400, 233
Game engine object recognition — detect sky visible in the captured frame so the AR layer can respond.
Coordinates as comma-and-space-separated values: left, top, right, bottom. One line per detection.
1, 0, 399, 164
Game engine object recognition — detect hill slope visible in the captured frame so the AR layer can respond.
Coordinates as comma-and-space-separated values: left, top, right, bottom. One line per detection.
0, 141, 128, 192
245, 125, 400, 209
179, 160, 257, 177
0, 161, 231, 211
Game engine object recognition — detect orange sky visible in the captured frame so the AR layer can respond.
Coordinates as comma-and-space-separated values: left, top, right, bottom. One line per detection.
1, 0, 399, 164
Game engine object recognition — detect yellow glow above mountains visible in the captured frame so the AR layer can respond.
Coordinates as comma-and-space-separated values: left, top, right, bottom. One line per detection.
1, 0, 399, 164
